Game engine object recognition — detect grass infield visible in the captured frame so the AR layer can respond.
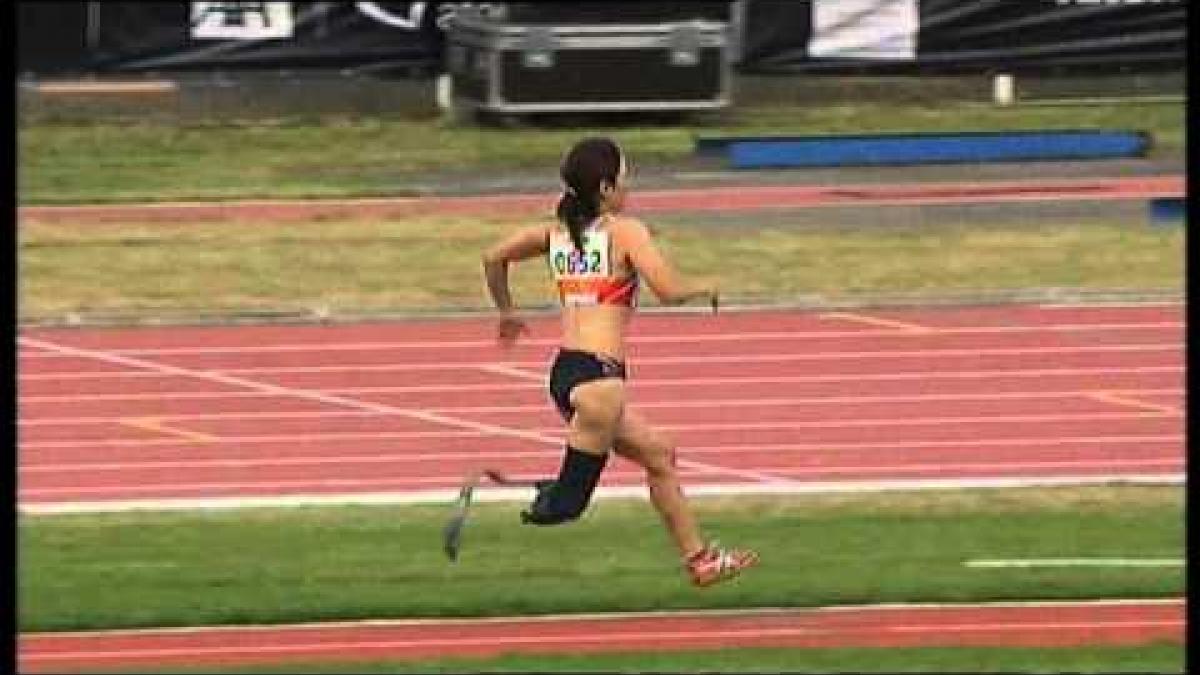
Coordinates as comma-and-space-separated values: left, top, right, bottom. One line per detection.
19, 486, 1183, 633
17, 102, 1183, 205
95, 643, 1185, 674
18, 216, 1184, 323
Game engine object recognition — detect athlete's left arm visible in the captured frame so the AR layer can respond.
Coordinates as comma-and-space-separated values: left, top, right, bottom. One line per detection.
482, 225, 550, 345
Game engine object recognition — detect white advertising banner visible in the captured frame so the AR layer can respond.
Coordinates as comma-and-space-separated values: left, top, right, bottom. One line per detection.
191, 2, 295, 40
808, 0, 918, 60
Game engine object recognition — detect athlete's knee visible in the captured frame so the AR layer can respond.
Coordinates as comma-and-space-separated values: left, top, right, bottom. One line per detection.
643, 436, 679, 479
521, 448, 609, 526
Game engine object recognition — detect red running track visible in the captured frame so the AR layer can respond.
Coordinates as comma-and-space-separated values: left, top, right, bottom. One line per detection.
17, 175, 1184, 225
16, 303, 1184, 511
18, 599, 1185, 672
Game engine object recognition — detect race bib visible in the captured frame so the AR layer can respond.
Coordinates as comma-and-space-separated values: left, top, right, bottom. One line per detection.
548, 230, 611, 279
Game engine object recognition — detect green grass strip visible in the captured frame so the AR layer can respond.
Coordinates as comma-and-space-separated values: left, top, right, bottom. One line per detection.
18, 102, 1183, 204
19, 487, 1183, 632
98, 643, 1186, 674
18, 217, 1184, 322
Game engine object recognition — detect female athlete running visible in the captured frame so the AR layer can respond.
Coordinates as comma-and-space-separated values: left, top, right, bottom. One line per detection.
481, 137, 758, 587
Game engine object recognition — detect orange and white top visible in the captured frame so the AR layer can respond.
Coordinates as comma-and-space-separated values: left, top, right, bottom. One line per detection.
547, 225, 639, 308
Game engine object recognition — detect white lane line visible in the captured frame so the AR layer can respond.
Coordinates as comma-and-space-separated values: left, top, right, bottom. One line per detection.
1087, 391, 1182, 415
478, 364, 544, 382
16, 337, 560, 449
119, 418, 219, 443
821, 311, 931, 333
21, 451, 1180, 473
19, 474, 1185, 514
17, 321, 1182, 358
52, 450, 1141, 498
17, 337, 789, 486
18, 597, 1185, 637
19, 410, 1182, 450
19, 366, 1183, 404
19, 435, 1184, 473
20, 617, 1184, 662
883, 619, 1182, 633
964, 558, 1184, 568
20, 388, 1183, 425
17, 343, 1182, 380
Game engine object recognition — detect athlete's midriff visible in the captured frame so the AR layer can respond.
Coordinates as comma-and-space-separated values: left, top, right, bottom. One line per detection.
560, 304, 632, 362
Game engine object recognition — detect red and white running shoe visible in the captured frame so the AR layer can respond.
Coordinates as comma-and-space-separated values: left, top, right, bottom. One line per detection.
685, 543, 759, 588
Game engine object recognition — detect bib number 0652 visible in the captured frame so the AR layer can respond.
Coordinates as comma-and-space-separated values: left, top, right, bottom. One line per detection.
553, 249, 602, 276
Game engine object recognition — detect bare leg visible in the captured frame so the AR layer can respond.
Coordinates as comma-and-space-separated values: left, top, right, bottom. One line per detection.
613, 407, 705, 558
567, 378, 625, 455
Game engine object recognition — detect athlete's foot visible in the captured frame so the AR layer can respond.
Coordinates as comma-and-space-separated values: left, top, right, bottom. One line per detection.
684, 543, 759, 588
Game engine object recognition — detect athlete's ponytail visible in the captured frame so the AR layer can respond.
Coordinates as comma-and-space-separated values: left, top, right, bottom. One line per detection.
556, 137, 622, 252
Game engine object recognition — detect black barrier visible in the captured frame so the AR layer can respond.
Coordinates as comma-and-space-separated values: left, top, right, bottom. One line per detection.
16, 2, 90, 75
15, 0, 1187, 77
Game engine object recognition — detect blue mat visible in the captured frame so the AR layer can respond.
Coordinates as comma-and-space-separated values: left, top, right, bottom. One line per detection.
1149, 197, 1185, 225
705, 130, 1149, 168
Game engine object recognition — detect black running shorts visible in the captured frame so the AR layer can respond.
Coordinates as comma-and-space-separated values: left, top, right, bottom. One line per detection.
548, 349, 627, 421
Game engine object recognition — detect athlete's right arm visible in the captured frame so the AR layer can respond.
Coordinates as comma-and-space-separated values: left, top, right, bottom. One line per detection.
614, 218, 718, 309
482, 225, 550, 311
482, 225, 551, 346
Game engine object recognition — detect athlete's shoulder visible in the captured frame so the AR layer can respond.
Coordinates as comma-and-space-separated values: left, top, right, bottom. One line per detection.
607, 215, 654, 246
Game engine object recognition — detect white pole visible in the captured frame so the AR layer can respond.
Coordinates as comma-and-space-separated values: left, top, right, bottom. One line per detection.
435, 72, 453, 112
993, 73, 1015, 106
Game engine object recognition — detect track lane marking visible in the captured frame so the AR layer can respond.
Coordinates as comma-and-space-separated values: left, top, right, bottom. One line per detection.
19, 410, 1182, 450
1086, 391, 1181, 415
119, 418, 219, 443
19, 458, 1183, 489
19, 619, 1183, 663
478, 364, 543, 382
19, 474, 1186, 514
18, 343, 1183, 380
965, 558, 1184, 568
19, 598, 1184, 637
821, 312, 931, 333
18, 320, 1182, 358
18, 337, 789, 487
19, 365, 1183, 403
19, 435, 1184, 473
21, 387, 1183, 425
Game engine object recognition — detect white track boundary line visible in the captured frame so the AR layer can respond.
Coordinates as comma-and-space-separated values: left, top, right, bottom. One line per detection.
17, 474, 1185, 515
19, 410, 1182, 450
19, 597, 1184, 637
20, 388, 1182, 425
21, 451, 1180, 473
965, 558, 1184, 568
20, 435, 1184, 473
19, 458, 1184, 497
19, 618, 1185, 662
17, 321, 1182, 358
17, 337, 788, 487
18, 343, 1181, 380
20, 365, 1182, 403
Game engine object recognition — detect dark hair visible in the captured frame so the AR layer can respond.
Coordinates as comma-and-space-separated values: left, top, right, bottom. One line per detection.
556, 137, 623, 251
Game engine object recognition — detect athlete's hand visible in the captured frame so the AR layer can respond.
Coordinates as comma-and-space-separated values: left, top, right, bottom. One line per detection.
496, 314, 530, 348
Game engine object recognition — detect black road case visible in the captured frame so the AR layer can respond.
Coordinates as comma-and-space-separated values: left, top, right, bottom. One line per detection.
446, 4, 732, 115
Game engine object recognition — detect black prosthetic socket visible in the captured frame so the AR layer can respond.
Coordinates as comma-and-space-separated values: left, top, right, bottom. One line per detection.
521, 447, 608, 525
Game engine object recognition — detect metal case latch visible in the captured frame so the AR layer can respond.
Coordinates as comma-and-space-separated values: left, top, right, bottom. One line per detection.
668, 22, 703, 67
521, 27, 557, 69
